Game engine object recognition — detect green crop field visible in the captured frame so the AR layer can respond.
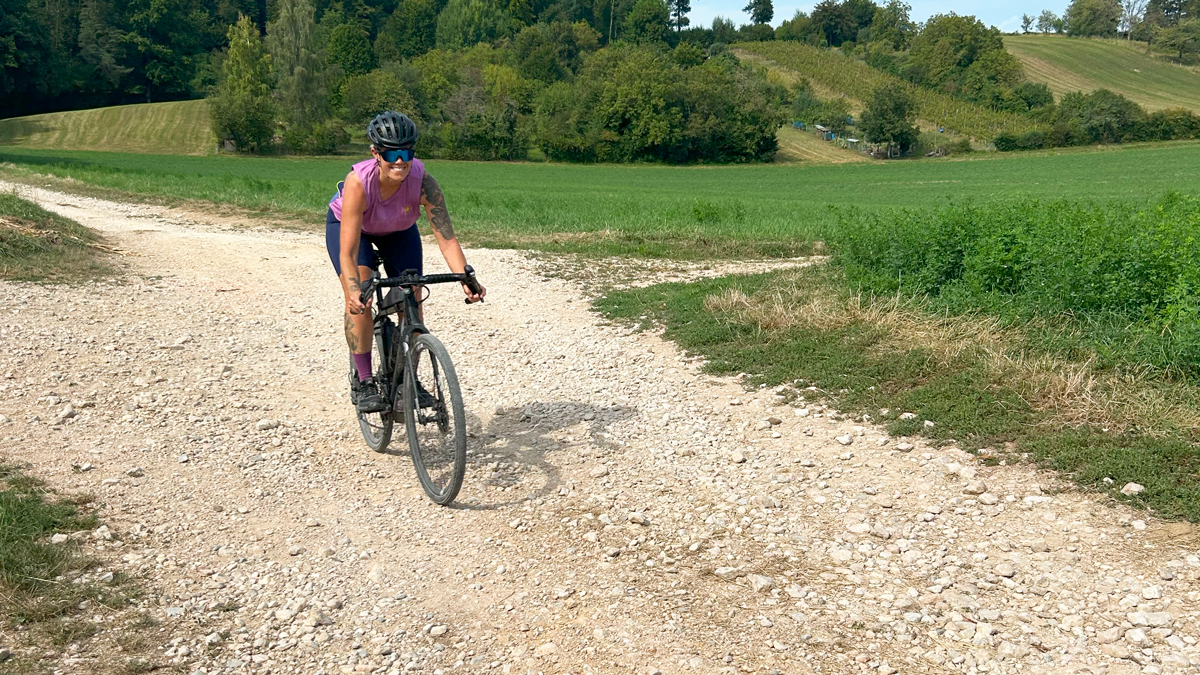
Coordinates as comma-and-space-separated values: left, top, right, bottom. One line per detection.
1004, 34, 1200, 112
2, 142, 1198, 259
0, 100, 215, 156
736, 41, 1040, 141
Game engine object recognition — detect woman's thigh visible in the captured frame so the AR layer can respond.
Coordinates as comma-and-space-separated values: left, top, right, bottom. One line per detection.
366, 226, 423, 278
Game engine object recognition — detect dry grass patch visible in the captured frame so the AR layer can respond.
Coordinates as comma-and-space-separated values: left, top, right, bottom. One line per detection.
701, 267, 1200, 438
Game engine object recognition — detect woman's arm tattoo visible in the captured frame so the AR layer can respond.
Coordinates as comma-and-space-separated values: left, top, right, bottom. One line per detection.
421, 173, 456, 239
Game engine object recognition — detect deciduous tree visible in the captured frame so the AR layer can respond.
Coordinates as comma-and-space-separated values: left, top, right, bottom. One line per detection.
859, 82, 916, 152
435, 0, 513, 49
623, 0, 668, 43
1065, 0, 1122, 36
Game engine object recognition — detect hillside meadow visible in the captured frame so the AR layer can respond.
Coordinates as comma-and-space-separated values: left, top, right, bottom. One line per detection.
0, 101, 215, 156
2, 142, 1199, 258
1004, 34, 1200, 113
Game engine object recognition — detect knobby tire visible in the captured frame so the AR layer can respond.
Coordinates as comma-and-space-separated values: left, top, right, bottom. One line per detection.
404, 333, 467, 505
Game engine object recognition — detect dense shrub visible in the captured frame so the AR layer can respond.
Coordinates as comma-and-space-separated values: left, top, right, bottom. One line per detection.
281, 119, 349, 153
992, 132, 1018, 151
1016, 129, 1045, 149
995, 91, 1200, 150
533, 45, 787, 162
826, 195, 1200, 374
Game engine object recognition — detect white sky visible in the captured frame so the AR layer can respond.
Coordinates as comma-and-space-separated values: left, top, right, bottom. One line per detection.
689, 0, 1071, 32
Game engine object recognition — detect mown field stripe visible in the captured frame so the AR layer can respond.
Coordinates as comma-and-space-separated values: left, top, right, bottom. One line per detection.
0, 100, 214, 156
1004, 35, 1200, 112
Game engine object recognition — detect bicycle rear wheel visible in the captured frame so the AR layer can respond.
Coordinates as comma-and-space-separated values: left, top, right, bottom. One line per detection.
403, 333, 466, 505
355, 321, 396, 452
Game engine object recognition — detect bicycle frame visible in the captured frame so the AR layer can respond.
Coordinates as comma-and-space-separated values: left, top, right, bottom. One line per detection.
360, 265, 483, 404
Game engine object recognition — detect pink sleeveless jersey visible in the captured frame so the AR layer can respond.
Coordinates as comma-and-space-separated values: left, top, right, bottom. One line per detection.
329, 158, 425, 235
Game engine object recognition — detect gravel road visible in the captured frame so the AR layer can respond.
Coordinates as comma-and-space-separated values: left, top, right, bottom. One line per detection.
2, 182, 1200, 675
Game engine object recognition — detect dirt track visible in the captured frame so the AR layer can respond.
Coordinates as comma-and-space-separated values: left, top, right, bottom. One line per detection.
3, 182, 1200, 675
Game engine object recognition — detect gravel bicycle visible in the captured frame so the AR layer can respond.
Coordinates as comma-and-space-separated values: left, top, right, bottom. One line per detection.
352, 263, 483, 505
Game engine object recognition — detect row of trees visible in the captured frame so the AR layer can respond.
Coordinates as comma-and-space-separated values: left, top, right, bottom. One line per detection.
995, 89, 1200, 150
210, 0, 788, 161
1023, 0, 1200, 60
2, 0, 796, 119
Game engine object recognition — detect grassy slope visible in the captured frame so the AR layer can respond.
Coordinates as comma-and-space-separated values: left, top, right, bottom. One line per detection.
774, 124, 872, 164
1005, 34, 1200, 111
1, 142, 1199, 259
736, 41, 1038, 141
0, 100, 215, 156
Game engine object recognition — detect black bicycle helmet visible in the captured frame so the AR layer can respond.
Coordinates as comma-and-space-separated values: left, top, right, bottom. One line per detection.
366, 111, 418, 149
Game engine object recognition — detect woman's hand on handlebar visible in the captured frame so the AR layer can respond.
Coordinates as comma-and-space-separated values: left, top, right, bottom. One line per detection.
343, 275, 371, 315
462, 281, 486, 304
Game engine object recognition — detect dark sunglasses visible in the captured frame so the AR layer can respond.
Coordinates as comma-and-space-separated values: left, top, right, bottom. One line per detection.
378, 147, 414, 163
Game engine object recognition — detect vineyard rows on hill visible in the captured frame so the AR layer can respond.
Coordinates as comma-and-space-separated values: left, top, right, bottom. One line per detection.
736, 41, 1042, 141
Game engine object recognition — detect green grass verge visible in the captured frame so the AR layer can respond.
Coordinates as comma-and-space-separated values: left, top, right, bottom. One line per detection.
0, 462, 152, 672
0, 100, 215, 156
596, 266, 1200, 521
0, 193, 114, 282
2, 142, 1199, 260
1004, 34, 1200, 112
0, 462, 100, 624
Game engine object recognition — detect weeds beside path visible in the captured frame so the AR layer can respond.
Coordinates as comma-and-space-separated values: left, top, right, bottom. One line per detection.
0, 193, 114, 282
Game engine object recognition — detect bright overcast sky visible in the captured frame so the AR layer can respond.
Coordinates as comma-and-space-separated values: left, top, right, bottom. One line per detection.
690, 1, 1072, 33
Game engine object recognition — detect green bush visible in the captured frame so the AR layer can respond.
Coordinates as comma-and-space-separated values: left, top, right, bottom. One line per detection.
825, 194, 1200, 375
993, 132, 1018, 151
281, 120, 349, 154
1016, 129, 1045, 149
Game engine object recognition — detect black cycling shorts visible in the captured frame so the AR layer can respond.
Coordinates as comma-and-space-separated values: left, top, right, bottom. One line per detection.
325, 207, 423, 277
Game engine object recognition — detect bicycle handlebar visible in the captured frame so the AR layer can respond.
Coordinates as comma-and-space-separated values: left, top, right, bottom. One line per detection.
360, 264, 484, 306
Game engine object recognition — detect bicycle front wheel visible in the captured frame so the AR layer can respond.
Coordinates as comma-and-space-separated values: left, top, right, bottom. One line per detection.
403, 333, 466, 505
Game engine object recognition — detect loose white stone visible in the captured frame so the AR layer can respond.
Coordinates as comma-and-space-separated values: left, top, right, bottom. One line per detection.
1121, 482, 1145, 496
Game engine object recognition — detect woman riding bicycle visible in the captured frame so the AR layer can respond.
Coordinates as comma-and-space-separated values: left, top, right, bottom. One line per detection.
328, 110, 486, 413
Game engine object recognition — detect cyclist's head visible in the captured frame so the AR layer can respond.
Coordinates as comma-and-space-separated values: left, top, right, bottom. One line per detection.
367, 111, 418, 155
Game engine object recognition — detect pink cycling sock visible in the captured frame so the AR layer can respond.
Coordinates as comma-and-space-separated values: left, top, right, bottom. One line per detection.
352, 352, 372, 381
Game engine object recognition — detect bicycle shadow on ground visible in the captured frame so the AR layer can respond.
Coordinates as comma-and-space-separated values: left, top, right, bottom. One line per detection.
450, 400, 638, 511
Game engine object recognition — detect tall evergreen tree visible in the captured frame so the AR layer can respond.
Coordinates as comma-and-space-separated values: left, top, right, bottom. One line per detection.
0, 0, 52, 114
210, 13, 276, 150
267, 0, 330, 128
669, 0, 689, 30
77, 0, 130, 95
374, 0, 438, 60
743, 0, 771, 24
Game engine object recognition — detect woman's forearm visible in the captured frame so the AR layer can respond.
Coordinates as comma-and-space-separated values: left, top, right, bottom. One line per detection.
438, 237, 467, 273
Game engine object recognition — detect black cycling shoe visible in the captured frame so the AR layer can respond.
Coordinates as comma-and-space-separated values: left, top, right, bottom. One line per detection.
352, 376, 389, 413
416, 382, 438, 409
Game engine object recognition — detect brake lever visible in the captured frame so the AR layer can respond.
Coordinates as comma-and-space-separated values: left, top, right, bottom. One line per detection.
463, 265, 484, 304
359, 273, 379, 306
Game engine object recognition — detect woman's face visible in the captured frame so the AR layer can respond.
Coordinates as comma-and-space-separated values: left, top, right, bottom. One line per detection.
373, 147, 412, 182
